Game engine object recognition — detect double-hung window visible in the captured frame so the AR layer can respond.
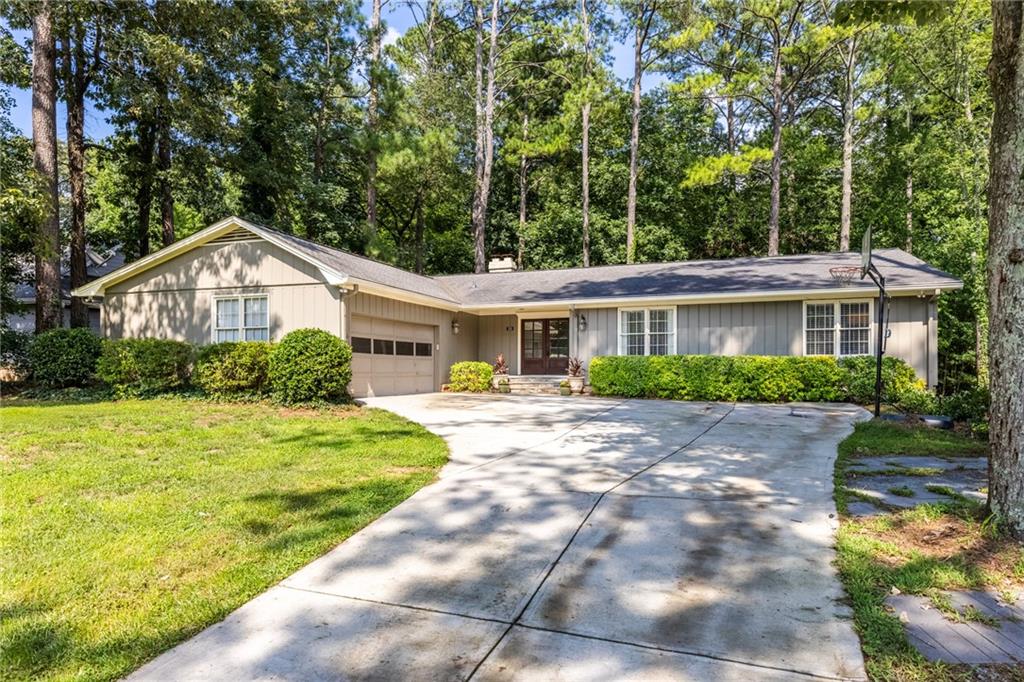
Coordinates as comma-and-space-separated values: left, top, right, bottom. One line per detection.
214, 295, 269, 342
804, 301, 871, 357
618, 308, 676, 356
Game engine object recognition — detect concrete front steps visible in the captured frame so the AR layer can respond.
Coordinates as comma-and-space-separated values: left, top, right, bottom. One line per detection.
502, 375, 565, 395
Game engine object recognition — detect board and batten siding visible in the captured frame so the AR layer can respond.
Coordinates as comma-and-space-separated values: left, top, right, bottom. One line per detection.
477, 314, 518, 374
567, 295, 937, 386
103, 240, 342, 343
344, 292, 478, 387
676, 301, 803, 356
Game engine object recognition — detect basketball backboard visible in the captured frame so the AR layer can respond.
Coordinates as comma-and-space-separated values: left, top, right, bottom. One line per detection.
861, 227, 872, 279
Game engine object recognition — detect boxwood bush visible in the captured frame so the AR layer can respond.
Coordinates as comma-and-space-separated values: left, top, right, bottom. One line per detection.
448, 361, 493, 392
96, 338, 193, 397
194, 342, 272, 396
268, 328, 352, 404
589, 354, 933, 409
28, 328, 102, 387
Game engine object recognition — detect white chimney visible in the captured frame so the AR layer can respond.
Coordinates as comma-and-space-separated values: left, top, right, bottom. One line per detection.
488, 256, 516, 273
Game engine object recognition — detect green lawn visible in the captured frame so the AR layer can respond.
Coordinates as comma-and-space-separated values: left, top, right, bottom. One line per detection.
0, 398, 448, 681
834, 420, 1023, 681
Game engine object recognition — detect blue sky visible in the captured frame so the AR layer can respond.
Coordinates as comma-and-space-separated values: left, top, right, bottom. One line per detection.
5, 1, 661, 140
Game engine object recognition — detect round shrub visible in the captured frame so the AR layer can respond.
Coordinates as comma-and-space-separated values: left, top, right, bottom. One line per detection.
28, 328, 102, 387
448, 361, 493, 393
268, 329, 352, 404
96, 338, 194, 397
195, 342, 272, 396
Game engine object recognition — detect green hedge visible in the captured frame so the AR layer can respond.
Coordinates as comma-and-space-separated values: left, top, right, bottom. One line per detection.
268, 329, 352, 404
96, 338, 193, 397
589, 354, 934, 409
194, 342, 272, 395
448, 361, 493, 392
28, 328, 103, 388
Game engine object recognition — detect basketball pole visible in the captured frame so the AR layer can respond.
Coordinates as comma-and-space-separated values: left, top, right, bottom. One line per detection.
864, 264, 887, 418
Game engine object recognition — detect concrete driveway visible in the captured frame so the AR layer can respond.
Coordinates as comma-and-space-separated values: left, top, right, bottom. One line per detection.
131, 395, 869, 681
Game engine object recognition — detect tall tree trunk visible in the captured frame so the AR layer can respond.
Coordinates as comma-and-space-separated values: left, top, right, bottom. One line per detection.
580, 0, 591, 267
134, 120, 156, 257
905, 170, 914, 253
471, 0, 499, 273
414, 201, 425, 274
518, 113, 528, 269
986, 0, 1024, 539
366, 0, 381, 234
839, 38, 856, 251
62, 28, 90, 327
32, 1, 61, 332
768, 43, 783, 257
157, 104, 174, 246
626, 13, 646, 264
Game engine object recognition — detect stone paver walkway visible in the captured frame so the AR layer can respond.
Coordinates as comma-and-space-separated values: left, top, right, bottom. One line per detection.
886, 590, 1024, 664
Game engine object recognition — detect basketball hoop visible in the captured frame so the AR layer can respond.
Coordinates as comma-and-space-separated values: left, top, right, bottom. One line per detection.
829, 265, 862, 286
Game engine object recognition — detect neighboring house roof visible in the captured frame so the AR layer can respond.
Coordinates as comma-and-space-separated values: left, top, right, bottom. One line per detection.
15, 247, 125, 304
72, 216, 963, 312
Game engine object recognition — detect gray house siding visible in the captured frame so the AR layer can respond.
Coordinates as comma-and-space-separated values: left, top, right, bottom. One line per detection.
103, 240, 343, 343
563, 295, 937, 387
477, 314, 518, 374
676, 301, 803, 356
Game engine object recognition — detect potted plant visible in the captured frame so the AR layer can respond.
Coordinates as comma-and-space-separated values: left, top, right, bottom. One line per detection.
566, 356, 585, 394
559, 379, 572, 396
497, 377, 511, 394
491, 353, 509, 390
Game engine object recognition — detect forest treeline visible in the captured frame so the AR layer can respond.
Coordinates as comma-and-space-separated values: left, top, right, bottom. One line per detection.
0, 0, 991, 392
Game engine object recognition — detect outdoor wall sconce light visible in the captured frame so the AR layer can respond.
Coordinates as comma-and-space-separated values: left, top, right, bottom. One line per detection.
451, 318, 460, 335
577, 314, 588, 333
505, 324, 515, 333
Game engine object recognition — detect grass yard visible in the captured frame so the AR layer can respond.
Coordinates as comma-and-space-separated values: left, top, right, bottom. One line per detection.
0, 398, 448, 681
834, 420, 1024, 681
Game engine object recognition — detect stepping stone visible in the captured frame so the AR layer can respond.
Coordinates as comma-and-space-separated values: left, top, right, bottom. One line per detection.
885, 591, 1024, 664
846, 500, 885, 517
848, 455, 987, 473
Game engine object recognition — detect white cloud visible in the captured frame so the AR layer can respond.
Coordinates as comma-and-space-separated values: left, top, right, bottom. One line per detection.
382, 27, 402, 48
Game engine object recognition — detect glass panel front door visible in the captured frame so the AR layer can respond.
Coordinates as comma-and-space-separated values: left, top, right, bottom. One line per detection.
521, 318, 570, 375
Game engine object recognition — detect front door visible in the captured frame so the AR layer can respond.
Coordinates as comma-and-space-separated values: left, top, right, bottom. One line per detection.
521, 318, 570, 375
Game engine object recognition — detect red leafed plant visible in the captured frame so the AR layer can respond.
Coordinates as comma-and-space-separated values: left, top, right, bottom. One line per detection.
567, 356, 584, 377
493, 353, 509, 375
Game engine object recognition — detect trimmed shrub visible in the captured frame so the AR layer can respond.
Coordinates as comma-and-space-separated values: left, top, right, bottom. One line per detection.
194, 342, 272, 395
268, 329, 351, 404
28, 328, 102, 388
589, 353, 929, 406
839, 355, 934, 412
96, 338, 193, 396
940, 386, 989, 437
1, 328, 34, 378
448, 361, 493, 392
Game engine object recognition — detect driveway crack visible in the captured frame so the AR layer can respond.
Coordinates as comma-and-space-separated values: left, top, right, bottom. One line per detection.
464, 402, 737, 680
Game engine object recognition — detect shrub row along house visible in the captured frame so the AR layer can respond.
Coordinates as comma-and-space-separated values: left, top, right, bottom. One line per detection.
73, 216, 962, 398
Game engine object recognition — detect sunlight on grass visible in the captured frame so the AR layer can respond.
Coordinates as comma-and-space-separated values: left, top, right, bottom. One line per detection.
834, 419, 1024, 681
0, 398, 448, 681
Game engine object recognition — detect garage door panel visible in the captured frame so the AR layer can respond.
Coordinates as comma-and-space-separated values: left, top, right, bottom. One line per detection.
350, 315, 436, 398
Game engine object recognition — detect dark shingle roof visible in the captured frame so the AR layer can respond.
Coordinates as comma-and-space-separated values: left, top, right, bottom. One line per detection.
435, 249, 961, 307
250, 226, 461, 304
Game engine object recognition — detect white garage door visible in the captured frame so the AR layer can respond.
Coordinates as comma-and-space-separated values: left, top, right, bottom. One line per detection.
349, 316, 436, 397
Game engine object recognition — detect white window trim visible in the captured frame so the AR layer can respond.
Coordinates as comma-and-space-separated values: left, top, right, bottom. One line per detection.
212, 294, 270, 343
617, 306, 676, 356
802, 299, 874, 358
